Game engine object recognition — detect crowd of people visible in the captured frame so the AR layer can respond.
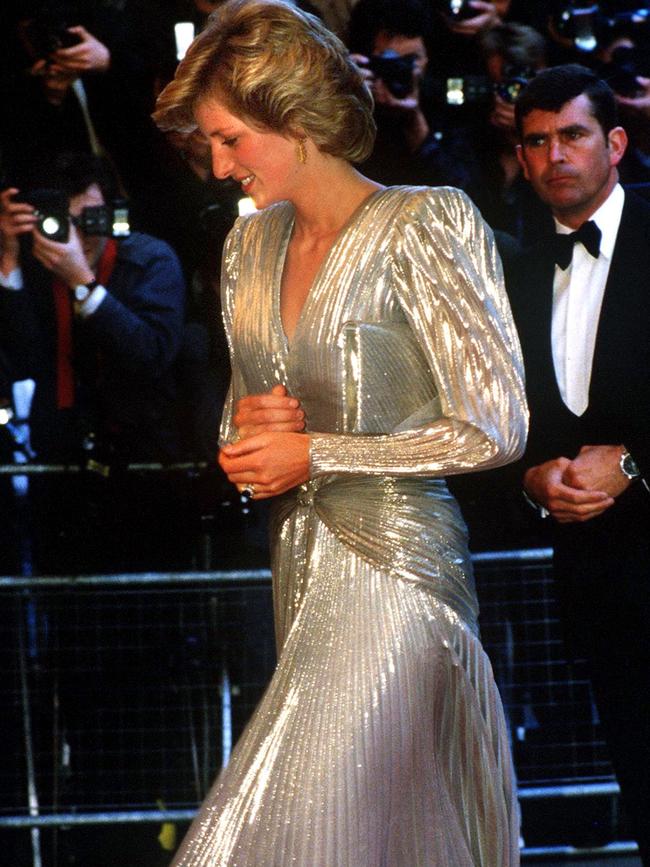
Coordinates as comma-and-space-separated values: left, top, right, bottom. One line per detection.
1, 0, 650, 863
1, 0, 650, 475
0, 0, 650, 474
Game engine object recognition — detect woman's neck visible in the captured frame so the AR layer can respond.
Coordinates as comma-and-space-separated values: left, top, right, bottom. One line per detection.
290, 160, 383, 242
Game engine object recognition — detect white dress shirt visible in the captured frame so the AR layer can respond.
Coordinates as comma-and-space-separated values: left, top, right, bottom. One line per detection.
551, 183, 625, 416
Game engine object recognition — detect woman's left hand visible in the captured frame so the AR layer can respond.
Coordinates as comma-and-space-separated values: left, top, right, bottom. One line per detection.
219, 431, 311, 499
234, 384, 305, 439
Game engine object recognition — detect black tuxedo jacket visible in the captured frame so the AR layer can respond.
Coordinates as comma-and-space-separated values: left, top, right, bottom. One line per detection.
508, 190, 650, 534
508, 191, 650, 863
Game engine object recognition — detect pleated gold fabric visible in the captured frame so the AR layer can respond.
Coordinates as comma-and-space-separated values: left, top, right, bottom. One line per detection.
171, 186, 528, 866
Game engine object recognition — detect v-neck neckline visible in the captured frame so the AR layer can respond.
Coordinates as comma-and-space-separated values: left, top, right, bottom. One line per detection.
273, 187, 387, 350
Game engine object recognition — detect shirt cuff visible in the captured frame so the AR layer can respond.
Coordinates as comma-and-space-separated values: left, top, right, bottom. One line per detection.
76, 284, 107, 317
0, 267, 24, 291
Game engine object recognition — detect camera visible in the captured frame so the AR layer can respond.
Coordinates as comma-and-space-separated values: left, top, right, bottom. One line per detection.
433, 0, 477, 21
495, 66, 536, 104
552, 2, 602, 52
74, 201, 130, 238
21, 13, 82, 60
440, 75, 493, 106
368, 50, 418, 99
16, 189, 71, 242
16, 190, 131, 242
601, 45, 650, 96
552, 3, 650, 54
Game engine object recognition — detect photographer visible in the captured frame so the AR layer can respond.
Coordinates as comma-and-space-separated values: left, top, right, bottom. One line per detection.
0, 1, 165, 206
348, 0, 476, 188
0, 152, 191, 573
598, 23, 650, 185
465, 21, 553, 242
0, 152, 185, 464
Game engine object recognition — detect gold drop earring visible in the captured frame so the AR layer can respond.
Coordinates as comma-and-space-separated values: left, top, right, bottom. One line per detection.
297, 137, 307, 164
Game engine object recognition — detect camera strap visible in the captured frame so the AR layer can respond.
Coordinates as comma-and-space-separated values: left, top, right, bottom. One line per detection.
52, 239, 119, 410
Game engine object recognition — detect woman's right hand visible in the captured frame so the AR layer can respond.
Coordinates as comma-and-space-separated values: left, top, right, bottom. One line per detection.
233, 384, 305, 440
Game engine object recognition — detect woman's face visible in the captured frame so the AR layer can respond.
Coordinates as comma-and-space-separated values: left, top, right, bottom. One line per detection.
194, 97, 302, 209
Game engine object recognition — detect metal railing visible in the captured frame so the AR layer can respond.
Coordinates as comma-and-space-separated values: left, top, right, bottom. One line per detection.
0, 473, 639, 862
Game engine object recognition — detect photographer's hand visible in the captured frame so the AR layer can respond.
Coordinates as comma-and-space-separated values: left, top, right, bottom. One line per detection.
351, 53, 429, 151
31, 224, 95, 288
0, 189, 36, 277
372, 77, 419, 113
373, 77, 430, 150
350, 54, 373, 86
448, 1, 500, 36
52, 26, 111, 74
489, 92, 516, 133
617, 76, 650, 119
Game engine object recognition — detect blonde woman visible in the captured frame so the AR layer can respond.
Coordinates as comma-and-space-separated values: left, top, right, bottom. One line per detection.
154, 1, 527, 863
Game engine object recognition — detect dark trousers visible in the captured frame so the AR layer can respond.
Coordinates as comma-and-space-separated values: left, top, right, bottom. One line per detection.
554, 511, 650, 864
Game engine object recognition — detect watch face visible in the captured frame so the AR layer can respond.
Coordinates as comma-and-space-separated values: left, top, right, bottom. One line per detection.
74, 285, 90, 302
622, 452, 640, 478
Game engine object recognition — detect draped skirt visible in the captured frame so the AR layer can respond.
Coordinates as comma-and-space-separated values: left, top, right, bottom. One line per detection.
171, 479, 519, 866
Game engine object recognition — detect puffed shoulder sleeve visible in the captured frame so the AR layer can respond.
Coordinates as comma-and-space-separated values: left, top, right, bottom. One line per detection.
309, 187, 528, 477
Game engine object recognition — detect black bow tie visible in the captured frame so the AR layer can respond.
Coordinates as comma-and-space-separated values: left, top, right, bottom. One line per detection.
552, 220, 602, 270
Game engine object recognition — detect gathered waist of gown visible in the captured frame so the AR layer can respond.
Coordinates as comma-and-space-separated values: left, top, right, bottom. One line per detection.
271, 474, 479, 632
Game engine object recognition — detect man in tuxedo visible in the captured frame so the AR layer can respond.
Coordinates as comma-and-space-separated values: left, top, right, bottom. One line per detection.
511, 64, 650, 861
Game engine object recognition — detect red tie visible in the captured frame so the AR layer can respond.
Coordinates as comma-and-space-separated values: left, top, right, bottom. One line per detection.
53, 278, 75, 409
52, 238, 119, 409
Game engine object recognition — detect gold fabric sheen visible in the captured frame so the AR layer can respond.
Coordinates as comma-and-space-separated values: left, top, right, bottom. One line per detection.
172, 187, 528, 866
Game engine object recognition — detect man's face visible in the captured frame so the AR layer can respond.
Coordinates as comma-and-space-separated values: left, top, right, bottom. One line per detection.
516, 93, 627, 227
373, 33, 428, 99
69, 183, 107, 268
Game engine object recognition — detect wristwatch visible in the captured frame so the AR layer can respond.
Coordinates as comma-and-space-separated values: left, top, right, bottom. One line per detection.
73, 279, 99, 303
620, 448, 641, 480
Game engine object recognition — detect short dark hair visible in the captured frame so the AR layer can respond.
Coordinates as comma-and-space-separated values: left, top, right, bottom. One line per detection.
479, 22, 546, 73
515, 63, 618, 141
347, 0, 434, 58
26, 152, 120, 203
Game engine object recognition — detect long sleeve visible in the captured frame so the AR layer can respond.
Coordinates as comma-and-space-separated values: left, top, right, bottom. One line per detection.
310, 188, 528, 478
83, 234, 185, 380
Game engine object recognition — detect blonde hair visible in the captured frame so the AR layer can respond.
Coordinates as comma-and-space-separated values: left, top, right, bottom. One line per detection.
153, 0, 376, 163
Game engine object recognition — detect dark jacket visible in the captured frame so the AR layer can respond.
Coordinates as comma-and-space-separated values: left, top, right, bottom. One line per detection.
0, 232, 185, 461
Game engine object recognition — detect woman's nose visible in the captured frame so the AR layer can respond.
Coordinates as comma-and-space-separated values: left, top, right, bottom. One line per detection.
211, 148, 234, 180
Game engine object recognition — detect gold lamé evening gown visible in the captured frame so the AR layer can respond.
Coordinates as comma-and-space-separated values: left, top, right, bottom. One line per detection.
172, 187, 528, 866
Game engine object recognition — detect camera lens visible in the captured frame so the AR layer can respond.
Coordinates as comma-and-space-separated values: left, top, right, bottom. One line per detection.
36, 211, 69, 242
39, 215, 64, 237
